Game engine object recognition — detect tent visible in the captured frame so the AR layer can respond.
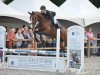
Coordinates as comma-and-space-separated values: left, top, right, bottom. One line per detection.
9, 0, 77, 23
0, 0, 30, 23
60, 0, 100, 26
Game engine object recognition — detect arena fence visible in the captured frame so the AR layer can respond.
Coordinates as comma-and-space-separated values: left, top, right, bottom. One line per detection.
85, 38, 100, 57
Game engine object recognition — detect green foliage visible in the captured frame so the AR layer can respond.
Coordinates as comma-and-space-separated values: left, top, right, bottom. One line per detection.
50, 0, 66, 6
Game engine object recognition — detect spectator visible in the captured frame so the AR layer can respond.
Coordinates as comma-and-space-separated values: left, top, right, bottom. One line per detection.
22, 25, 26, 28
28, 27, 34, 39
28, 27, 34, 48
6, 29, 15, 49
41, 35, 47, 47
12, 28, 16, 34
41, 35, 47, 42
97, 33, 100, 56
46, 38, 52, 47
86, 28, 96, 55
15, 28, 24, 48
21, 26, 31, 48
35, 33, 42, 47
86, 28, 95, 42
12, 28, 16, 47
21, 28, 24, 34
15, 28, 19, 34
51, 38, 56, 47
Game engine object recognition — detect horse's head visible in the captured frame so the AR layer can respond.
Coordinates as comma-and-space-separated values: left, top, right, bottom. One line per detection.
28, 11, 37, 29
28, 11, 50, 33
28, 11, 40, 29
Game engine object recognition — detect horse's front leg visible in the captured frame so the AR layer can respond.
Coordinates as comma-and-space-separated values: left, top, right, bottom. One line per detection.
60, 42, 66, 53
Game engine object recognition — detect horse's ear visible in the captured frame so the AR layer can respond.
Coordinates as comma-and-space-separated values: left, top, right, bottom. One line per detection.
28, 11, 31, 15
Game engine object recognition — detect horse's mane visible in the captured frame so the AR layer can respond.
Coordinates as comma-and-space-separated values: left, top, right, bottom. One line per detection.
30, 11, 49, 22
34, 11, 41, 15
34, 11, 44, 18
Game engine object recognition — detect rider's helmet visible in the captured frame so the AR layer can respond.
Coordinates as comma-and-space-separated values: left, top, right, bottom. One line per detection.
40, 5, 46, 10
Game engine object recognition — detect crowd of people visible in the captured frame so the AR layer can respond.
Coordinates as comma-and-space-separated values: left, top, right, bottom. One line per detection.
35, 33, 56, 48
5, 25, 100, 56
6, 25, 34, 49
6, 25, 56, 49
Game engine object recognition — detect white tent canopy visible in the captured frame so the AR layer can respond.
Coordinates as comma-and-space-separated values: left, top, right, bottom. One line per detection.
9, 0, 77, 23
0, 0, 30, 23
60, 0, 100, 26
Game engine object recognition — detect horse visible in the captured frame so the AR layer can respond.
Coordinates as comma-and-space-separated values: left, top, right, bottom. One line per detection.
28, 11, 67, 52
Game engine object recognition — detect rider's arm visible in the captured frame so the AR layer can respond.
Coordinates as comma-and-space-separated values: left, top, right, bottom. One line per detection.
46, 10, 52, 18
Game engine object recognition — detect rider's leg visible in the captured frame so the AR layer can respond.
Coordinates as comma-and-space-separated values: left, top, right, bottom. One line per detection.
55, 19, 62, 28
54, 18, 57, 24
50, 17, 55, 26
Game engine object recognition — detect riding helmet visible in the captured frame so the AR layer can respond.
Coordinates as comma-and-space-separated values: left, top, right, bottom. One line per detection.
40, 5, 46, 10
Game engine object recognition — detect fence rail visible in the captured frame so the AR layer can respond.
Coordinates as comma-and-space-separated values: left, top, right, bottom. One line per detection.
6, 38, 100, 58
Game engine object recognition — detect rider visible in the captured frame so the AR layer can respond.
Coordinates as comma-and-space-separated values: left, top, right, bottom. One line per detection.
40, 5, 56, 27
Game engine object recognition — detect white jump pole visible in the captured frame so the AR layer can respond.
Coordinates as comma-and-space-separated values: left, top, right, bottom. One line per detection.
0, 26, 6, 67
56, 29, 60, 72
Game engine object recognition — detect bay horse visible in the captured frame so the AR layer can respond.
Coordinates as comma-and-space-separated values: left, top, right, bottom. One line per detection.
28, 11, 67, 52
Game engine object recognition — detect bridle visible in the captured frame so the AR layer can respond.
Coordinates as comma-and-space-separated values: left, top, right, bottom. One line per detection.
30, 13, 39, 30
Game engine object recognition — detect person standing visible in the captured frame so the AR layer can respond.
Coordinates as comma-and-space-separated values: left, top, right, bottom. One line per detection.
6, 29, 15, 49
21, 26, 31, 48
86, 28, 96, 55
15, 28, 24, 48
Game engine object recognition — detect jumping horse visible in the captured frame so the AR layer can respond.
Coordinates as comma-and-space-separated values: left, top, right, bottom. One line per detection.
29, 11, 67, 52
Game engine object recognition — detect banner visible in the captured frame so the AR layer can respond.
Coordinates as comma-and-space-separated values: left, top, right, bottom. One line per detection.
0, 26, 6, 49
67, 26, 84, 72
7, 56, 65, 72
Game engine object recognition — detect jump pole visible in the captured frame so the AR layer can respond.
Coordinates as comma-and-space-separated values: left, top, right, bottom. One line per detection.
0, 26, 6, 67
56, 29, 60, 73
